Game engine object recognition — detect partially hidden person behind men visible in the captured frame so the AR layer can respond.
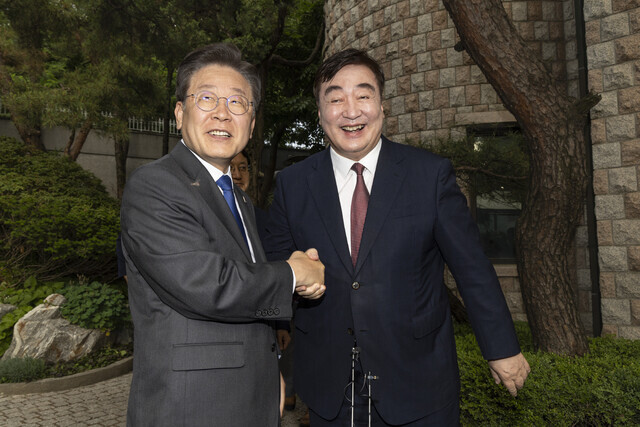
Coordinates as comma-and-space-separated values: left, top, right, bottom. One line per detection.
120, 43, 325, 427
230, 149, 300, 418
265, 48, 530, 426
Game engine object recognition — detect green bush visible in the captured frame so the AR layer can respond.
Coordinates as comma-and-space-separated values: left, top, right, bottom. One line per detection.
0, 343, 133, 383
0, 136, 120, 284
457, 322, 640, 426
0, 357, 47, 383
60, 281, 130, 332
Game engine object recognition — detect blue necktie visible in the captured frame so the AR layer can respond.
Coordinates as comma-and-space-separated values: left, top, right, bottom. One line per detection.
216, 175, 248, 247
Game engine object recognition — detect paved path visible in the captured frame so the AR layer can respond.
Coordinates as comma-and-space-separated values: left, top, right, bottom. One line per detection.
0, 373, 308, 426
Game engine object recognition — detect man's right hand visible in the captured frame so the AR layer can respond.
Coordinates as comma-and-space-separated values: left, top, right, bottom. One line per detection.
286, 248, 325, 299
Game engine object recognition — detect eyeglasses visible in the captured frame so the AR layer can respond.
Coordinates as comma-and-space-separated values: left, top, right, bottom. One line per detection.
186, 91, 253, 115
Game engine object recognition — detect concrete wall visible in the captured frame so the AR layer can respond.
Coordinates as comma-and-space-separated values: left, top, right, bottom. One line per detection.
1, 118, 309, 199
0, 119, 182, 197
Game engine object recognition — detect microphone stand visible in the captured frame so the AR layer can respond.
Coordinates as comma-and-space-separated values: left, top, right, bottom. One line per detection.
351, 346, 359, 427
350, 346, 378, 427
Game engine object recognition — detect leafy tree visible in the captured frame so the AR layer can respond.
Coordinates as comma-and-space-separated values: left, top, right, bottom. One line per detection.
442, 0, 600, 355
0, 0, 57, 150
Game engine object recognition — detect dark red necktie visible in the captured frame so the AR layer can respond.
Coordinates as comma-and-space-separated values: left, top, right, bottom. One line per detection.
351, 163, 369, 266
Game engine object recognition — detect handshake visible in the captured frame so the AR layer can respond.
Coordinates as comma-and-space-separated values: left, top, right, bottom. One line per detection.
286, 248, 326, 300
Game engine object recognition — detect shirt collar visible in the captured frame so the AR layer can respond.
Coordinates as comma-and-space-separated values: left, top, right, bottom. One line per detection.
181, 140, 232, 184
330, 137, 382, 181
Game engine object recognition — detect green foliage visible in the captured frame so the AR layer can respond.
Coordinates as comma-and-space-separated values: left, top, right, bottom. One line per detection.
0, 276, 65, 355
456, 322, 640, 426
424, 132, 530, 206
60, 281, 130, 332
0, 343, 132, 383
0, 137, 119, 283
46, 343, 132, 378
0, 357, 47, 383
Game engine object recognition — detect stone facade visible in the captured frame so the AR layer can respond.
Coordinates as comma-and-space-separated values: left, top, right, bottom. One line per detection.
586, 0, 640, 339
323, 0, 640, 338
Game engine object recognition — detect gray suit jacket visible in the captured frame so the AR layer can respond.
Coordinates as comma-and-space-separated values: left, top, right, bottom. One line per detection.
121, 142, 293, 426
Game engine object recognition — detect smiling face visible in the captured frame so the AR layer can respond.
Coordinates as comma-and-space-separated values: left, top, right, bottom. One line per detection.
317, 64, 384, 161
175, 64, 255, 172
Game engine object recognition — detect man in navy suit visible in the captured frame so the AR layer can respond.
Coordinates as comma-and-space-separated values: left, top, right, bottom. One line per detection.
266, 49, 530, 425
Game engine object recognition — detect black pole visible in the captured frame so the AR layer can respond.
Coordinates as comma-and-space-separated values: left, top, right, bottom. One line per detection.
574, 0, 602, 337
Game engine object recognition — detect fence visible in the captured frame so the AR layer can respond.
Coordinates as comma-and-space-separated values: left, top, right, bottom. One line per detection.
0, 100, 179, 136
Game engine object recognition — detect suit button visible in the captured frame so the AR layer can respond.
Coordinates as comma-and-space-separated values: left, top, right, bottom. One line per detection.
274, 308, 280, 315
352, 282, 360, 290
268, 309, 274, 316
255, 310, 262, 317
347, 328, 354, 335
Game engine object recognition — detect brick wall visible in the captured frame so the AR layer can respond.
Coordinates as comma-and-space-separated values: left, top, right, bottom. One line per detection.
586, 0, 640, 339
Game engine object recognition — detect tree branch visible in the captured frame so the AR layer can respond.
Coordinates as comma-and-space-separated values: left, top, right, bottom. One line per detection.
455, 165, 527, 181
270, 22, 324, 67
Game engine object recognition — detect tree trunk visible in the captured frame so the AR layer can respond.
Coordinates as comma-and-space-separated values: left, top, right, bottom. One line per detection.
115, 134, 130, 201
14, 121, 45, 151
247, 63, 268, 207
442, 0, 594, 355
163, 65, 173, 156
260, 122, 288, 206
64, 119, 93, 161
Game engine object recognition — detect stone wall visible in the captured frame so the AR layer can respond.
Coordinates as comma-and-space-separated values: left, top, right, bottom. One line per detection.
586, 0, 640, 339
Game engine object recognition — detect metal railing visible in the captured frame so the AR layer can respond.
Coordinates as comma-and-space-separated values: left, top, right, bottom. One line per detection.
0, 100, 179, 135
128, 116, 179, 136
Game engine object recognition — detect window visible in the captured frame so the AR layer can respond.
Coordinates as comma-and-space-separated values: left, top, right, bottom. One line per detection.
466, 124, 525, 263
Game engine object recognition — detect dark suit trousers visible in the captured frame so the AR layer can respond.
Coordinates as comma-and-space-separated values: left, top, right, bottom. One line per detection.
308, 365, 460, 427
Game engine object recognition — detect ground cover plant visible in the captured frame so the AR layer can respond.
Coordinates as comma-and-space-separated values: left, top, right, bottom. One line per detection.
457, 322, 640, 426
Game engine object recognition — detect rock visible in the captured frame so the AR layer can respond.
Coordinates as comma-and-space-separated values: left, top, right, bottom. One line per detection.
0, 303, 17, 320
1, 293, 107, 364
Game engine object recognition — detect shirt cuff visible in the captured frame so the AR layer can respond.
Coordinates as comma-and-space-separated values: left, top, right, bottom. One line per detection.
290, 265, 297, 293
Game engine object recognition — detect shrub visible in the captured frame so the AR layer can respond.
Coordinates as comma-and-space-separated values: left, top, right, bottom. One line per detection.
0, 136, 120, 284
0, 357, 47, 383
60, 281, 131, 332
457, 322, 640, 426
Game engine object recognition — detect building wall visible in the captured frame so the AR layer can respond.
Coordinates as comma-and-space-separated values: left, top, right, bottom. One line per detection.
585, 0, 640, 339
0, 118, 308, 200
322, 0, 639, 336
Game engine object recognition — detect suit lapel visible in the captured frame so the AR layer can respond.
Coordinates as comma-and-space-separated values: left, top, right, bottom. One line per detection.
170, 143, 252, 261
355, 138, 407, 274
307, 149, 353, 274
236, 188, 265, 262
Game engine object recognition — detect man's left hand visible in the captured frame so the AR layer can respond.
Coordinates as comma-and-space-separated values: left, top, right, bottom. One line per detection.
488, 352, 530, 397
277, 329, 291, 351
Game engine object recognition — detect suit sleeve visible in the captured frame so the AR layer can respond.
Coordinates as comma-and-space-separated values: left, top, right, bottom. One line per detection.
121, 164, 293, 323
433, 159, 521, 360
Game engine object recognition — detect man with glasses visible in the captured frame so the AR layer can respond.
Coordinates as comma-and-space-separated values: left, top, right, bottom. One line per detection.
121, 43, 325, 426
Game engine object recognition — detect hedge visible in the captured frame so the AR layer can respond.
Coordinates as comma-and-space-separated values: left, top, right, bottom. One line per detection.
0, 137, 120, 284
457, 322, 640, 426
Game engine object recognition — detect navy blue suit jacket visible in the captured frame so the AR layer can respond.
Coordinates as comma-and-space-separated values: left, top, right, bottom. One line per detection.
265, 137, 520, 424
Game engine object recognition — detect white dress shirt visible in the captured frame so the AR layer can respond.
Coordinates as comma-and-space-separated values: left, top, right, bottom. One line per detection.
330, 138, 382, 255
